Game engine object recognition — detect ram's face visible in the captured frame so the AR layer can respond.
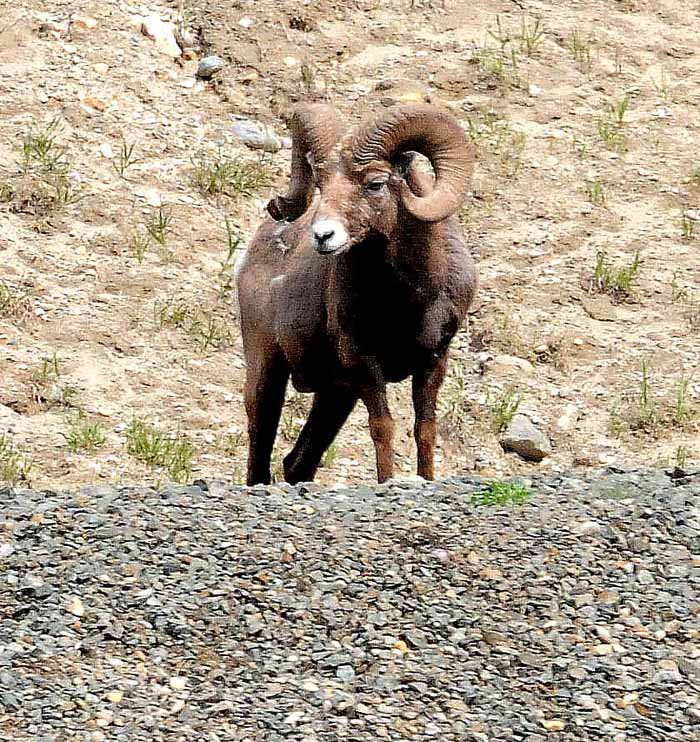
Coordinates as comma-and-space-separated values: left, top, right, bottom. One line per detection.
308, 155, 399, 256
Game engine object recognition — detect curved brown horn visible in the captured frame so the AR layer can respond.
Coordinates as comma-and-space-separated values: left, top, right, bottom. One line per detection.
267, 104, 343, 222
351, 104, 473, 223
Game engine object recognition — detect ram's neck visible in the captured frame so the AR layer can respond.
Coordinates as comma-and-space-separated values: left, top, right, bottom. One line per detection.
387, 218, 449, 278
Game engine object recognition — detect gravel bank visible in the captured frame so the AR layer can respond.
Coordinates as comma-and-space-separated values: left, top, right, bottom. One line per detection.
1, 468, 699, 741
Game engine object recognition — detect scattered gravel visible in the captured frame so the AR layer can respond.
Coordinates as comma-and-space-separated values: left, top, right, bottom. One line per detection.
1, 467, 699, 741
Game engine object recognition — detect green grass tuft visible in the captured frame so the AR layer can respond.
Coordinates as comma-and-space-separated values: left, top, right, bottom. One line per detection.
472, 480, 531, 506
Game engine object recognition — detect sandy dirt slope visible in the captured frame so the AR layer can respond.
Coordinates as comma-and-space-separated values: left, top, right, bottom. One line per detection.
0, 0, 699, 489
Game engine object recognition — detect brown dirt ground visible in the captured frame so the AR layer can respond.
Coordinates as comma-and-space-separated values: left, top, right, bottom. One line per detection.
1, 0, 699, 490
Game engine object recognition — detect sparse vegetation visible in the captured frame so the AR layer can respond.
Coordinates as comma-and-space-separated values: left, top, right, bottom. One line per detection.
27, 352, 77, 410
465, 109, 526, 174
611, 361, 695, 436
472, 480, 531, 506
568, 28, 594, 74
681, 210, 697, 240
64, 412, 106, 453
0, 435, 33, 487
1, 118, 84, 216
145, 206, 173, 249
125, 419, 194, 484
320, 441, 338, 469
192, 151, 272, 199
596, 97, 630, 153
218, 217, 243, 301
113, 138, 139, 178
518, 16, 545, 57
130, 229, 151, 263
488, 387, 521, 433
280, 391, 309, 443
590, 251, 641, 302
584, 178, 605, 205
0, 281, 32, 321
441, 363, 471, 439
675, 445, 689, 469
154, 297, 234, 350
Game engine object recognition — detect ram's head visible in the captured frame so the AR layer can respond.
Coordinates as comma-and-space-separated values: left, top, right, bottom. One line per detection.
267, 104, 474, 256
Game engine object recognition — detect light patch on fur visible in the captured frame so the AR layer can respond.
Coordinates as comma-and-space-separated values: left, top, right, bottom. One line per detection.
312, 218, 349, 251
270, 274, 286, 287
233, 245, 248, 284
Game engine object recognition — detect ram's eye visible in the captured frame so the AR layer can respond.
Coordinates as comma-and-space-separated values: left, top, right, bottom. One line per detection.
365, 179, 386, 192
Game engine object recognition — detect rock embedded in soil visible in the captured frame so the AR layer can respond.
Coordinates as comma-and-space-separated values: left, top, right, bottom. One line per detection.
499, 413, 552, 461
196, 55, 225, 79
232, 118, 282, 152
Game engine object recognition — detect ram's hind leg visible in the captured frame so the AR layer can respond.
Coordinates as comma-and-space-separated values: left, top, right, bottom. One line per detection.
412, 353, 449, 480
244, 351, 289, 485
283, 388, 357, 484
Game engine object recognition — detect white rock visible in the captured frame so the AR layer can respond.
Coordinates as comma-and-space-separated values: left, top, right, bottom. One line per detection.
141, 15, 182, 58
555, 403, 580, 432
489, 354, 534, 375
528, 83, 541, 97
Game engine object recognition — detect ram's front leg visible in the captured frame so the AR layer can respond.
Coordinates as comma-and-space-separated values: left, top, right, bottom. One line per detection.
412, 353, 448, 480
361, 383, 395, 483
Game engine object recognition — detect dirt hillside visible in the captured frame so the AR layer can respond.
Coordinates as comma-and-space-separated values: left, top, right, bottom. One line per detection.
1, 0, 699, 489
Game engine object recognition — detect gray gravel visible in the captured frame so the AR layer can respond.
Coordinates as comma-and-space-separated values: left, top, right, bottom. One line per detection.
1, 467, 699, 741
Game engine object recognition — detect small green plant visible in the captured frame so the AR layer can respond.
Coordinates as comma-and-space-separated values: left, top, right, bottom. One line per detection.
125, 419, 194, 484
0, 281, 32, 321
191, 151, 272, 199
218, 218, 243, 301
280, 391, 308, 443
131, 229, 151, 263
486, 15, 511, 51
300, 62, 316, 94
568, 29, 594, 74
472, 480, 531, 506
113, 138, 139, 177
0, 435, 32, 487
320, 441, 338, 470
590, 251, 641, 302
29, 353, 78, 409
441, 363, 471, 438
674, 376, 692, 428
188, 312, 234, 351
681, 211, 697, 240
596, 98, 630, 153
597, 118, 627, 153
3, 118, 85, 216
221, 430, 245, 457
675, 445, 689, 469
637, 358, 656, 427
688, 167, 700, 189
584, 178, 605, 205
33, 352, 61, 384
488, 387, 521, 433
145, 206, 172, 248
518, 16, 545, 56
64, 412, 106, 453
20, 118, 68, 174
609, 95, 630, 126
154, 298, 234, 350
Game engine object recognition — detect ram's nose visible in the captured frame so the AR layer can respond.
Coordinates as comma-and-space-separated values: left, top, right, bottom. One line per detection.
311, 219, 348, 254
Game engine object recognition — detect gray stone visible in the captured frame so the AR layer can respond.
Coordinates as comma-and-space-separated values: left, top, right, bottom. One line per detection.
499, 414, 552, 462
232, 119, 282, 152
196, 55, 225, 79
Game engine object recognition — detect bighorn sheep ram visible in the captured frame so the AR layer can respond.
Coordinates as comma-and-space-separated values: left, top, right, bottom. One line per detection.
237, 103, 477, 485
